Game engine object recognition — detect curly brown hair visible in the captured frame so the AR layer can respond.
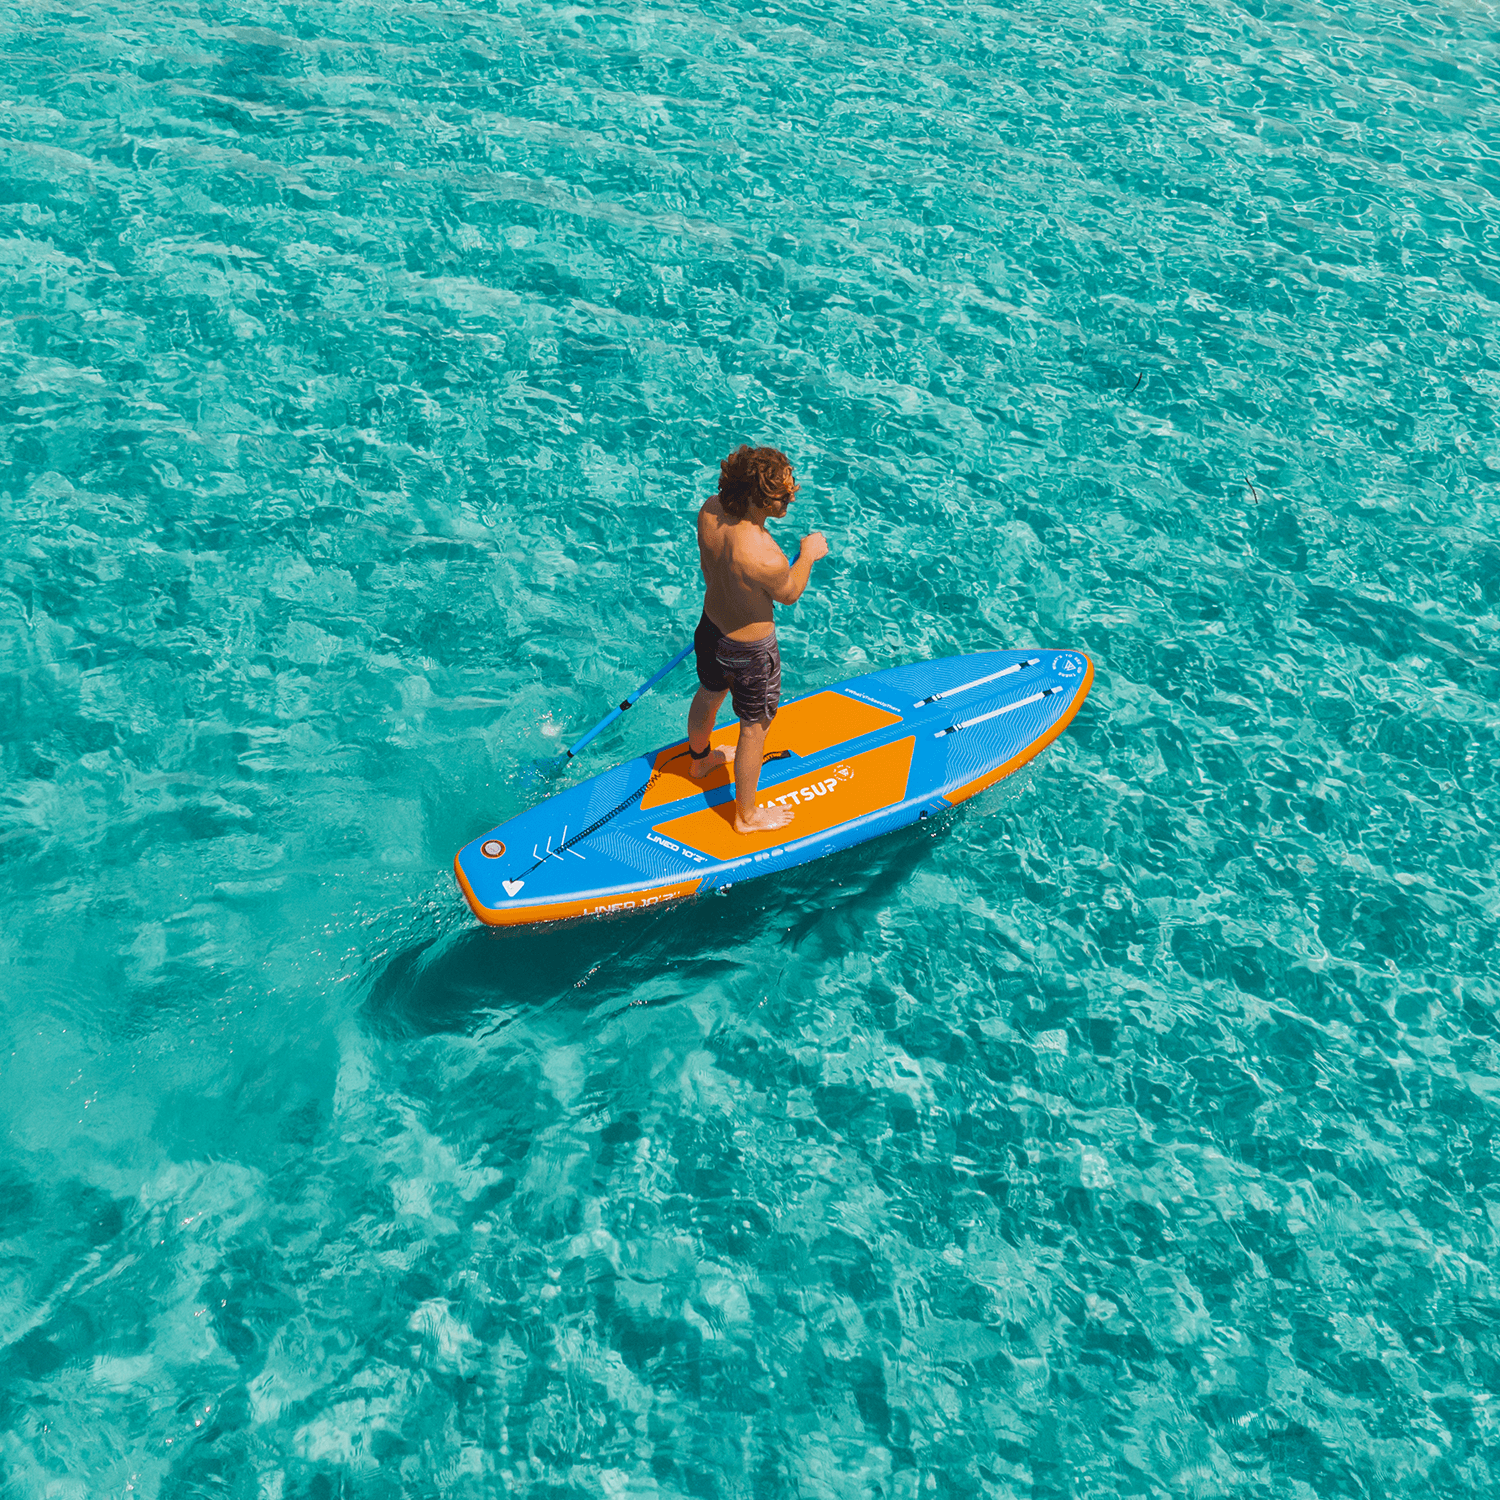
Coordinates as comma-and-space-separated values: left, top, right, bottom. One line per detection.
718, 445, 795, 520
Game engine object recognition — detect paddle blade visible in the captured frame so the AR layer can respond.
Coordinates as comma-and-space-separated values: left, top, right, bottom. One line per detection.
522, 751, 571, 793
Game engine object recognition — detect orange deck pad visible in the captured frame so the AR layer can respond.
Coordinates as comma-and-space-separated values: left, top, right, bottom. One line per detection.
454, 860, 703, 928
943, 655, 1094, 807
639, 692, 903, 812
652, 736, 915, 860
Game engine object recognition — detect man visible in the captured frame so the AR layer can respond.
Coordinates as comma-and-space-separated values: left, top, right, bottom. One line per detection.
687, 445, 828, 833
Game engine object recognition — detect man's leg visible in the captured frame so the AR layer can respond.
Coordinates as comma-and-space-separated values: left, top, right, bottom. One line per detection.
732, 717, 794, 833
687, 686, 733, 779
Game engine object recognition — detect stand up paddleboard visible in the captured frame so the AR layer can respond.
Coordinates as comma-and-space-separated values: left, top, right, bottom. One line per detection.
455, 649, 1093, 928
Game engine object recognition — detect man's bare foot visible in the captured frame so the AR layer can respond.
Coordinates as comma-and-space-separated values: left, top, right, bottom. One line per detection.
733, 802, 794, 834
688, 745, 733, 779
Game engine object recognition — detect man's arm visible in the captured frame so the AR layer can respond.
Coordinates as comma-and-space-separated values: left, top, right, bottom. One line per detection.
753, 532, 829, 606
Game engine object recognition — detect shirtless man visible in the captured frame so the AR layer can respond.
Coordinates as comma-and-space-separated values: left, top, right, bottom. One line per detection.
687, 445, 828, 833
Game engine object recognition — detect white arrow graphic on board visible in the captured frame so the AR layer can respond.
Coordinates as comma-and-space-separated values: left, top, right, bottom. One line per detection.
502, 880, 525, 897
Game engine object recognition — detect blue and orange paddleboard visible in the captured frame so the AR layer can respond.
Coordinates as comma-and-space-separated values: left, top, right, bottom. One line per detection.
454, 649, 1093, 927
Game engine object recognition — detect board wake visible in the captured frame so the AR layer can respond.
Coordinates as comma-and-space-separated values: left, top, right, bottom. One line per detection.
454, 648, 1093, 927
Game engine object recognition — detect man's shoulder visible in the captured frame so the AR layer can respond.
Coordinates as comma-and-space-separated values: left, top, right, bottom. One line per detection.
734, 522, 786, 570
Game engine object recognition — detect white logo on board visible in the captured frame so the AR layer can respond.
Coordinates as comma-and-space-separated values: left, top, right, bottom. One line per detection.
762, 764, 851, 810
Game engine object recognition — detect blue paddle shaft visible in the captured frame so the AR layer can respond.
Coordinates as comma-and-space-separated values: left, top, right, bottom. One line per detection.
562, 638, 695, 760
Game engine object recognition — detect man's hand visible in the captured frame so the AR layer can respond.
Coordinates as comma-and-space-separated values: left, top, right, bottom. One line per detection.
800, 532, 829, 562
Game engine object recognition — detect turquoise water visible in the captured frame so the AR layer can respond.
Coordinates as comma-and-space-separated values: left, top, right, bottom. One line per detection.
3, 0, 1498, 1493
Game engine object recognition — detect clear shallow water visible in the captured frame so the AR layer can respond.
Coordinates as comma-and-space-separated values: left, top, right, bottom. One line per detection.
2, 0, 1499, 1493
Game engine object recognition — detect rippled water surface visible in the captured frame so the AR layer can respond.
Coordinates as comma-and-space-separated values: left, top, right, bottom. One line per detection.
4, 0, 1500, 1495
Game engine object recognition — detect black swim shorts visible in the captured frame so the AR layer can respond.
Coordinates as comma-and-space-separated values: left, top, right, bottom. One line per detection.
693, 612, 782, 724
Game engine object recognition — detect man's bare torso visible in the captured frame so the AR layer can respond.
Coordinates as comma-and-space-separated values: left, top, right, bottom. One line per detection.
697, 497, 786, 641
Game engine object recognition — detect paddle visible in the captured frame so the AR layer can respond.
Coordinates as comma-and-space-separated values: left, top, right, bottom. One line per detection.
538, 637, 696, 777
